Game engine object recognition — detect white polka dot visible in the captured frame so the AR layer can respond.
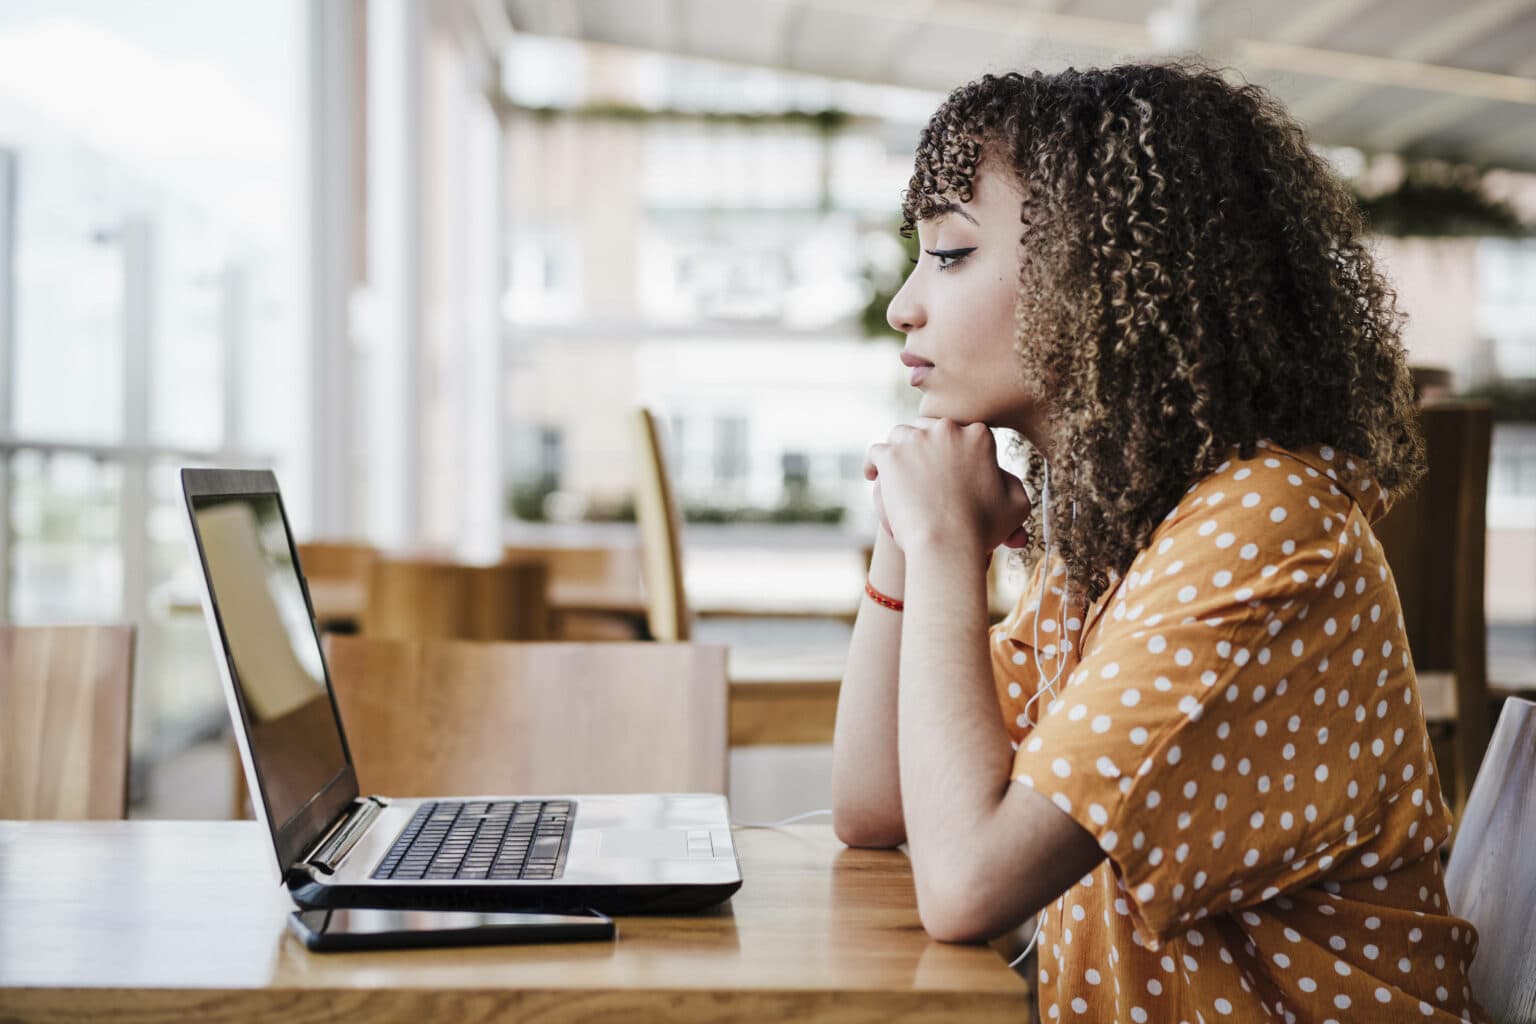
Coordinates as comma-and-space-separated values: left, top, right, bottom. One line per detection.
1178, 585, 1197, 603
1121, 689, 1141, 707
1148, 635, 1167, 653
1175, 648, 1194, 666
1216, 532, 1236, 548
1052, 758, 1072, 778
1215, 997, 1233, 1014
1271, 507, 1288, 523
1091, 714, 1112, 733
1101, 662, 1121, 679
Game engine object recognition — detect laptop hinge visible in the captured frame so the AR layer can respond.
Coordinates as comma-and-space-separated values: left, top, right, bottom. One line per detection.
300, 795, 387, 875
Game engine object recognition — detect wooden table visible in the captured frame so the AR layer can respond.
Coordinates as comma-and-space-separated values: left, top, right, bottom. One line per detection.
0, 822, 1029, 1022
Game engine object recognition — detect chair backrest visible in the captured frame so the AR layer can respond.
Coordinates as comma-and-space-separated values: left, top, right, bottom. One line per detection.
0, 625, 135, 819
295, 541, 379, 582
631, 407, 690, 642
502, 543, 642, 589
363, 558, 550, 642
1445, 696, 1536, 1024
324, 636, 728, 795
1372, 400, 1492, 814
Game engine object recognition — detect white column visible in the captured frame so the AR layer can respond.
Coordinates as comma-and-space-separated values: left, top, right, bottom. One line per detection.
219, 265, 247, 457
0, 150, 15, 620
119, 218, 153, 629
304, 0, 362, 539
366, 0, 426, 548
459, 84, 506, 561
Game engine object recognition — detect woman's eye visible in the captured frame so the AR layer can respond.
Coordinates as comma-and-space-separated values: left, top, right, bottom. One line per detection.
924, 247, 977, 270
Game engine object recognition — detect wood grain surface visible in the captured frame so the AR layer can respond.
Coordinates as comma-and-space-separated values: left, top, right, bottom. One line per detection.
0, 624, 135, 820
0, 822, 1029, 1022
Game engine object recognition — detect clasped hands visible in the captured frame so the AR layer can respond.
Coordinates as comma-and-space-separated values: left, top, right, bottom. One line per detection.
864, 417, 1033, 563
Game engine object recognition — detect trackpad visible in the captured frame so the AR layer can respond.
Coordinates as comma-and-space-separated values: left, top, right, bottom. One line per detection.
601, 829, 688, 860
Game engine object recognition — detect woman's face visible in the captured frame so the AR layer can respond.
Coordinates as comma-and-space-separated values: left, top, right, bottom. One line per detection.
887, 164, 1049, 447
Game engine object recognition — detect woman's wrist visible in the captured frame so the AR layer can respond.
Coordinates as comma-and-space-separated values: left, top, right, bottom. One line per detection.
867, 528, 906, 599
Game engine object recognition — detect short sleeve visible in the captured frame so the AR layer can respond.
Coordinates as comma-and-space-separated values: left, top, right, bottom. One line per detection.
1009, 453, 1401, 948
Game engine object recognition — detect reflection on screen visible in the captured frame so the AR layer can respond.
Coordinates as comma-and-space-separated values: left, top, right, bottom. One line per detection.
192, 493, 348, 830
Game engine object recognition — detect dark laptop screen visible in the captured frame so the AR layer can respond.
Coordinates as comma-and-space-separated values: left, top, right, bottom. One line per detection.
190, 491, 349, 833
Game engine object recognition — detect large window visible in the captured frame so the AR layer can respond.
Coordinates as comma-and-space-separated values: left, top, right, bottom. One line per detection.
0, 1, 306, 779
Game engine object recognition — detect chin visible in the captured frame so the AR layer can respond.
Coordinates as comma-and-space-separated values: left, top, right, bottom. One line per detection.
918, 393, 994, 427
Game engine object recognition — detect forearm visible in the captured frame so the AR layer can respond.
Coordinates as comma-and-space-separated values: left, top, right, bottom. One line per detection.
898, 543, 1015, 896
830, 530, 908, 847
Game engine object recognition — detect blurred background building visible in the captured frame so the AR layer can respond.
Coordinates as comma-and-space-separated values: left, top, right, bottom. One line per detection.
1, 0, 1533, 816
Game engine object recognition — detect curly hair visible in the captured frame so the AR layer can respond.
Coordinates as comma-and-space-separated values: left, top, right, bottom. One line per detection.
900, 62, 1424, 603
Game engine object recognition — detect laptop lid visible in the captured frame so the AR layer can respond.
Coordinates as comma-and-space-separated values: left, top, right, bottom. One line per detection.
181, 468, 359, 876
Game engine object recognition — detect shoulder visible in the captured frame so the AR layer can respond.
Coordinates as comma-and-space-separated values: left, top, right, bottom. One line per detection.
1091, 442, 1364, 641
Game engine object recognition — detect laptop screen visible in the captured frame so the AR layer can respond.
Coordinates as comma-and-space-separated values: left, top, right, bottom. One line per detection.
189, 490, 350, 834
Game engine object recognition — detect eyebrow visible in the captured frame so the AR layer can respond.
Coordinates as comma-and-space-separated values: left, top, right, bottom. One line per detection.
925, 202, 979, 227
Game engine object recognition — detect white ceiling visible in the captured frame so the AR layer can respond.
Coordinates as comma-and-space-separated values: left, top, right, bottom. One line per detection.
502, 0, 1536, 172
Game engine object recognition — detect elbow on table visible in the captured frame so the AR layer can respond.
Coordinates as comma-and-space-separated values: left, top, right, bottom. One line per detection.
915, 869, 1019, 945
831, 805, 906, 849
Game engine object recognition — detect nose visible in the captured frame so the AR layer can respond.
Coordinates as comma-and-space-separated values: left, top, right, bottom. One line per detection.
886, 273, 925, 334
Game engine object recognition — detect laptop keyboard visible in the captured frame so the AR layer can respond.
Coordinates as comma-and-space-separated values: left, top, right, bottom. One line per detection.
371, 800, 573, 881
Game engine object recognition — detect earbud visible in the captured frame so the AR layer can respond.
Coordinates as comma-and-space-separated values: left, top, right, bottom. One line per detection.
1021, 463, 1071, 728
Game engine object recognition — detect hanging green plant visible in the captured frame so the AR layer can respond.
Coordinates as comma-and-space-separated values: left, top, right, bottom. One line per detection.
513, 102, 854, 133
1353, 164, 1531, 238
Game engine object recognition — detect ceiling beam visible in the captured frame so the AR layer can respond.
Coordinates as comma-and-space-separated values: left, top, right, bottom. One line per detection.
1286, 0, 1536, 126
1361, 53, 1536, 153
854, 0, 936, 83
1266, 0, 1378, 46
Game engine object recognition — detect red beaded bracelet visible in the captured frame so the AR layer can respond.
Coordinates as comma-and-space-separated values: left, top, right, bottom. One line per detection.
864, 579, 904, 612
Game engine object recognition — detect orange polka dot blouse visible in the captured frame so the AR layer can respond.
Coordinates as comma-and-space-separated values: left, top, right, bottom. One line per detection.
990, 441, 1490, 1023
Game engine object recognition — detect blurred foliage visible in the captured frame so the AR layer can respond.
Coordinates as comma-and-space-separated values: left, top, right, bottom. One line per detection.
514, 102, 853, 134
1354, 163, 1530, 238
1462, 379, 1536, 423
507, 475, 560, 521
515, 483, 845, 525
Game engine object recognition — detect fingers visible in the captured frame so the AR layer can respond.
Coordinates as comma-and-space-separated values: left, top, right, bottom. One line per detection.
863, 441, 889, 481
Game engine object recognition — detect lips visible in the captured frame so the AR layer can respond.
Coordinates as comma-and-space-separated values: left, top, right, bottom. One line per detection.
900, 350, 933, 387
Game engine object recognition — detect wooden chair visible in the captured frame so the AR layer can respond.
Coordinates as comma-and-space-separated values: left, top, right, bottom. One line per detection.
632, 408, 692, 644
294, 541, 378, 633
362, 557, 551, 643
631, 407, 847, 746
1444, 696, 1536, 1024
1373, 400, 1493, 821
0, 625, 135, 820
324, 636, 727, 795
296, 541, 379, 581
502, 543, 646, 641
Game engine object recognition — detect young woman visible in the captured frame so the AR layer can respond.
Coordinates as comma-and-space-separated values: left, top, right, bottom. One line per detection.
832, 63, 1490, 1022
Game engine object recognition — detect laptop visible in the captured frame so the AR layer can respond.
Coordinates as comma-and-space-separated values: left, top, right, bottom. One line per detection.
181, 467, 742, 914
